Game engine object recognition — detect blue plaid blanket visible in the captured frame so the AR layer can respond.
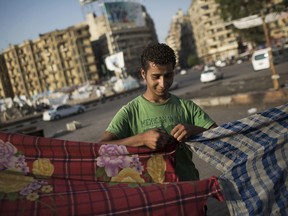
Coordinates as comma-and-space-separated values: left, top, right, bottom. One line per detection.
187, 103, 288, 216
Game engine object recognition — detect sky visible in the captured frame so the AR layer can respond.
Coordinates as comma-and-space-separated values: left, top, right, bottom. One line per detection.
0, 0, 192, 52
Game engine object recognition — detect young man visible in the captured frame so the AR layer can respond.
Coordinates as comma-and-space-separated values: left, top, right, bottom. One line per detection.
99, 43, 217, 181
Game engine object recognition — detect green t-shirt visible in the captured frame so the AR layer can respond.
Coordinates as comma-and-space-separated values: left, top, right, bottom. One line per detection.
106, 94, 215, 181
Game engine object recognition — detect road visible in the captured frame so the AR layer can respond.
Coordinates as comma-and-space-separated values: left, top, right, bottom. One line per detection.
0, 61, 246, 137
173, 59, 288, 97
2, 61, 287, 140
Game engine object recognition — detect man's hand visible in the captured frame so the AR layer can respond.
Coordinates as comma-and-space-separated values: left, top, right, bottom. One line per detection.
171, 123, 216, 142
140, 128, 171, 150
170, 123, 191, 142
98, 128, 173, 150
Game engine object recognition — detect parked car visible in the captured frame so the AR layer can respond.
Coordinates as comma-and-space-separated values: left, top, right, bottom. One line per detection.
215, 60, 226, 67
200, 67, 223, 83
180, 69, 187, 75
43, 104, 86, 121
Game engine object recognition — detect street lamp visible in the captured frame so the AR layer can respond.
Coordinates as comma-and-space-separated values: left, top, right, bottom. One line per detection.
260, 10, 280, 90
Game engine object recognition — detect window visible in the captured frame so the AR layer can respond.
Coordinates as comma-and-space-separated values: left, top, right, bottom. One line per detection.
201, 5, 209, 10
219, 35, 225, 41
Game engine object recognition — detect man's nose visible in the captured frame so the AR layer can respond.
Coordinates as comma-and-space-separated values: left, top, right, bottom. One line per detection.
158, 77, 165, 87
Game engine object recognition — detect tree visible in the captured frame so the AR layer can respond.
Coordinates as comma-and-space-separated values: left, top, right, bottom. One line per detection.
187, 54, 199, 68
215, 0, 288, 20
215, 0, 288, 45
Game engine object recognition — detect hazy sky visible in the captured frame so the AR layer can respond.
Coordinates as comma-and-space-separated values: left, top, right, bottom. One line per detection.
0, 0, 192, 51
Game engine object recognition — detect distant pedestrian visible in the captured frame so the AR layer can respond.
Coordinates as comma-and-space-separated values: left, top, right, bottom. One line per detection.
96, 86, 106, 103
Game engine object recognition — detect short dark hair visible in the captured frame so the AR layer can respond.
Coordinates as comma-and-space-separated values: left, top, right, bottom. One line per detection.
141, 43, 176, 72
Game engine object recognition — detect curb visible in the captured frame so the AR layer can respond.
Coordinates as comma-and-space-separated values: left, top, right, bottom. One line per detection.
0, 113, 43, 128
193, 88, 288, 107
0, 87, 143, 128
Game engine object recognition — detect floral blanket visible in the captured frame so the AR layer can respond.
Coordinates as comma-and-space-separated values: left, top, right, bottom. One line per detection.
0, 132, 223, 216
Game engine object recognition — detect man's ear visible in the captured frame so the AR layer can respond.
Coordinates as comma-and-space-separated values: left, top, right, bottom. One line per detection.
141, 69, 146, 80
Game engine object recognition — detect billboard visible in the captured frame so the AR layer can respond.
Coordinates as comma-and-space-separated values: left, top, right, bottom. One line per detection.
79, 0, 98, 6
105, 51, 125, 71
233, 12, 288, 29
104, 2, 145, 27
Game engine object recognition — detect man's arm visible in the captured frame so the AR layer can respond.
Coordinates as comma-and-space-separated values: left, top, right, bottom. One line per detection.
98, 128, 171, 150
98, 131, 144, 147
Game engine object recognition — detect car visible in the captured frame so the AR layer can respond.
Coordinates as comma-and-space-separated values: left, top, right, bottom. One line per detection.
215, 60, 226, 67
43, 104, 86, 121
200, 67, 223, 83
180, 69, 187, 75
251, 48, 270, 71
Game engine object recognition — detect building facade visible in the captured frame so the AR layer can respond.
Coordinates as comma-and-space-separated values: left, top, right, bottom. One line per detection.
188, 0, 288, 64
0, 54, 14, 99
1, 23, 98, 98
188, 0, 238, 64
269, 0, 288, 46
85, 3, 158, 79
166, 9, 197, 69
0, 2, 158, 99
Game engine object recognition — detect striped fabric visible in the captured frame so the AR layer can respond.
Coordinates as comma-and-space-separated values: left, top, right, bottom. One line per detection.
187, 103, 288, 215
0, 131, 223, 215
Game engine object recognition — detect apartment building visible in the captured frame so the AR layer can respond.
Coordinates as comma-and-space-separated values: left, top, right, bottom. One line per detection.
0, 54, 14, 99
269, 13, 288, 47
166, 9, 197, 69
189, 0, 288, 64
188, 0, 238, 64
0, 2, 158, 99
1, 23, 98, 98
85, 3, 158, 78
269, 0, 288, 40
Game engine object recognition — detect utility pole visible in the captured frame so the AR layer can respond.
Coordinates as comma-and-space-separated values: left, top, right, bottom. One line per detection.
261, 10, 280, 90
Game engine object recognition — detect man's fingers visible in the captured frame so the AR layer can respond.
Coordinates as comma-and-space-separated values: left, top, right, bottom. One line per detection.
171, 124, 186, 137
174, 130, 188, 141
170, 124, 180, 136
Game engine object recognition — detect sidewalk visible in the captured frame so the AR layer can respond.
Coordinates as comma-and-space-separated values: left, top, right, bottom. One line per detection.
183, 69, 288, 106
